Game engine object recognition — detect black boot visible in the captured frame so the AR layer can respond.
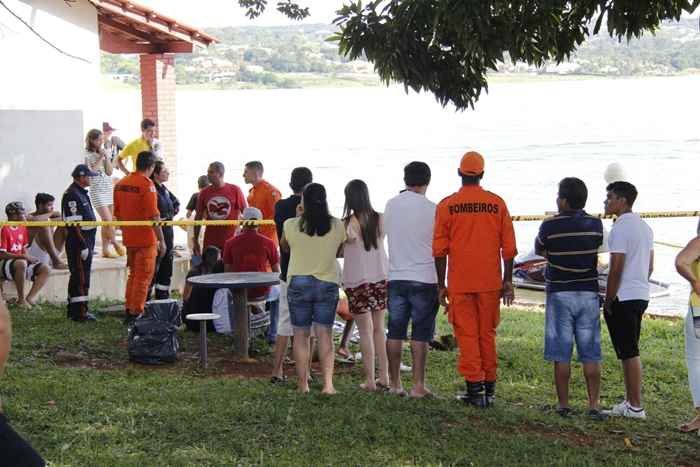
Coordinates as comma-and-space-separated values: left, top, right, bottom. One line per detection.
484, 381, 496, 406
465, 381, 487, 408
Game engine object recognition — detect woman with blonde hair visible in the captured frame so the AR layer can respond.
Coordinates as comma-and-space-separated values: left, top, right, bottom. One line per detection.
84, 129, 125, 258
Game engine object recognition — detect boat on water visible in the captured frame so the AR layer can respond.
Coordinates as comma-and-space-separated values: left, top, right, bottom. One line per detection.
513, 252, 671, 299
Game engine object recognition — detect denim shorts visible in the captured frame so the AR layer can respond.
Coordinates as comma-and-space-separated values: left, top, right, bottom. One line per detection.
287, 275, 339, 329
544, 291, 601, 363
387, 280, 439, 342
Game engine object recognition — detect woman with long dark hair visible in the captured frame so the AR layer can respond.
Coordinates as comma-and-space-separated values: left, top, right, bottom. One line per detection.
149, 161, 180, 299
342, 179, 390, 391
84, 129, 124, 258
281, 183, 346, 394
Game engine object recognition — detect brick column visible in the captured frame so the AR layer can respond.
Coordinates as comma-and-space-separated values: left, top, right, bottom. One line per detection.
139, 54, 178, 193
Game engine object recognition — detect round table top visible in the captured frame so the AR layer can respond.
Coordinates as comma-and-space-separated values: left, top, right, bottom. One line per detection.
187, 272, 280, 289
187, 313, 221, 321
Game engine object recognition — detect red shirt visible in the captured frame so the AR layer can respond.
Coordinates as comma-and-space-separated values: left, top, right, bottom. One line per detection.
0, 226, 28, 256
113, 172, 160, 247
196, 183, 247, 250
223, 229, 280, 299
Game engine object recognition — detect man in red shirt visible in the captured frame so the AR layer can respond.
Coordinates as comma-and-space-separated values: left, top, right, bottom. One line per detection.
114, 151, 165, 323
0, 202, 50, 308
194, 161, 247, 256
223, 207, 280, 300
243, 161, 282, 247
433, 151, 517, 408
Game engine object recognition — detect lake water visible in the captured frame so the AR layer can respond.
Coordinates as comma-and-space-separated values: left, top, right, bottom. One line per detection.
103, 75, 700, 315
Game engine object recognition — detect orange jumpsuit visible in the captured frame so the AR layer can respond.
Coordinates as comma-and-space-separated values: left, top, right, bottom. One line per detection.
247, 179, 282, 247
433, 185, 517, 383
114, 172, 159, 316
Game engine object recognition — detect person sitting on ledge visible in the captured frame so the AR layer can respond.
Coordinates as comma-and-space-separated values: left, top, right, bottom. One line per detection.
27, 193, 67, 270
0, 202, 50, 308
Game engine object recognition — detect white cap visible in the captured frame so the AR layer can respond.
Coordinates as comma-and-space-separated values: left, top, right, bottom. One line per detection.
241, 207, 262, 220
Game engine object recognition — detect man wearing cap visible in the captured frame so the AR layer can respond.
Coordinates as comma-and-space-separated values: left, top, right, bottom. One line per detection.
102, 122, 125, 166
114, 151, 166, 324
222, 207, 280, 300
433, 151, 517, 407
61, 164, 99, 321
0, 202, 51, 308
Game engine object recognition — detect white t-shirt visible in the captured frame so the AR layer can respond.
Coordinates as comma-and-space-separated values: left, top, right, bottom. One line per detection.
384, 190, 437, 284
608, 212, 654, 301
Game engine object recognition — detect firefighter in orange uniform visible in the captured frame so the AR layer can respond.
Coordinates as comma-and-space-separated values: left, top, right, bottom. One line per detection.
243, 161, 282, 247
433, 151, 517, 407
114, 151, 165, 324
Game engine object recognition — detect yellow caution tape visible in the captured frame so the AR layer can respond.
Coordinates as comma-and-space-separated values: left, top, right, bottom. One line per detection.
1, 210, 698, 227
0, 219, 275, 228
510, 210, 700, 222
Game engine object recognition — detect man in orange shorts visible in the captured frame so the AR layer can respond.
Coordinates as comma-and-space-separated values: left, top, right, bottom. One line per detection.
243, 161, 282, 247
433, 151, 517, 407
114, 151, 165, 325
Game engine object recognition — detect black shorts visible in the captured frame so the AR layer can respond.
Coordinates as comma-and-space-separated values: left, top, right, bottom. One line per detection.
0, 414, 45, 467
604, 299, 648, 360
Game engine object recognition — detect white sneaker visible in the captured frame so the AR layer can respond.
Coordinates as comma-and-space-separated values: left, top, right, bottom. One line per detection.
400, 363, 412, 373
604, 401, 647, 419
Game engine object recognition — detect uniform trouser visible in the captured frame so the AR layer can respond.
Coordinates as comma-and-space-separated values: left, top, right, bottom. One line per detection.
151, 226, 174, 300
65, 231, 95, 320
448, 290, 501, 383
0, 414, 45, 467
126, 245, 157, 316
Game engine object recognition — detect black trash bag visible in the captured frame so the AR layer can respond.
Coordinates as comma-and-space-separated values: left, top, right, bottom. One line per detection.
142, 299, 182, 326
128, 318, 179, 365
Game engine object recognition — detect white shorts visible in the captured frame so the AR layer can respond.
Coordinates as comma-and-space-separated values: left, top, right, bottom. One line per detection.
0, 259, 42, 281
277, 280, 293, 337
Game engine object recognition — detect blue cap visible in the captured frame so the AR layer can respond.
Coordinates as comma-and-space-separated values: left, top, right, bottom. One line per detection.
72, 164, 98, 178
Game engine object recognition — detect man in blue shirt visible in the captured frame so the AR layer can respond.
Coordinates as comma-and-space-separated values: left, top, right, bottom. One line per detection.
535, 177, 604, 419
62, 165, 98, 322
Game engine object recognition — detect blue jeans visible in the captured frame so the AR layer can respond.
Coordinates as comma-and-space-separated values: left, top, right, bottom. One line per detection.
544, 291, 601, 363
387, 280, 439, 342
267, 300, 279, 343
287, 275, 339, 329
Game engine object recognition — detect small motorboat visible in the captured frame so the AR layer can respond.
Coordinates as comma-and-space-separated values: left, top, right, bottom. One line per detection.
513, 252, 670, 299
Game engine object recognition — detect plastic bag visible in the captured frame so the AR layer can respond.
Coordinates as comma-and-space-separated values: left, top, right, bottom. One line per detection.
128, 318, 179, 365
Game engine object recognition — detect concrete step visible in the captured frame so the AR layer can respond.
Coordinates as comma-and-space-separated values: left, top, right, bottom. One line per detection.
2, 250, 190, 303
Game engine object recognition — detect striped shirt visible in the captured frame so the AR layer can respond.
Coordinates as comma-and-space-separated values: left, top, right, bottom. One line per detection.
535, 210, 603, 293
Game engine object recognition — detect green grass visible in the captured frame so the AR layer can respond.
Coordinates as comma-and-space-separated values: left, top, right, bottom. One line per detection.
1, 303, 696, 466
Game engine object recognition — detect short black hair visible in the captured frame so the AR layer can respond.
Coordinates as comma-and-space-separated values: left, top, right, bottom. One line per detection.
141, 118, 156, 131
136, 151, 157, 171
290, 167, 313, 193
151, 160, 165, 180
404, 162, 431, 187
197, 175, 210, 189
461, 172, 484, 186
607, 181, 638, 207
245, 161, 264, 173
209, 161, 225, 175
558, 177, 588, 210
35, 193, 54, 208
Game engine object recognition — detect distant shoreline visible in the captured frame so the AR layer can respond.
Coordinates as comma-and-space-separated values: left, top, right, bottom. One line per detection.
101, 70, 700, 92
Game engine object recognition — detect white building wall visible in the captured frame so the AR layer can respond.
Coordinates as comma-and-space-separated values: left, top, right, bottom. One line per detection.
0, 0, 100, 210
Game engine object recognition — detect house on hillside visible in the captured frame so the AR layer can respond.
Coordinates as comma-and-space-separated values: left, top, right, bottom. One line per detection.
0, 0, 215, 207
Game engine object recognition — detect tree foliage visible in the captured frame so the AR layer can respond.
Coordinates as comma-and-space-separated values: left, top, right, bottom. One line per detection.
243, 0, 700, 110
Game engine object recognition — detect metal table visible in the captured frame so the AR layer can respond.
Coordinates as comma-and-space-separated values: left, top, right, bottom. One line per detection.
187, 272, 280, 361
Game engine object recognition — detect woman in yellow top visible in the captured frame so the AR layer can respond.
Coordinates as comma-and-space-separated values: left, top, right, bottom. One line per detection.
675, 237, 700, 434
281, 183, 346, 395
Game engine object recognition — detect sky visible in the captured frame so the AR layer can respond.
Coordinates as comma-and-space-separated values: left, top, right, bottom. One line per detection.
137, 0, 346, 28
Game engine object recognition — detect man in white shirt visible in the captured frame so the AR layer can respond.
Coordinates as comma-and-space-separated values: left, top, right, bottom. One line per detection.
603, 181, 654, 419
384, 162, 438, 398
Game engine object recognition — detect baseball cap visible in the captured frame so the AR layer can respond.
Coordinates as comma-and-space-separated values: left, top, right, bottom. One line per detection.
459, 151, 485, 176
5, 201, 25, 215
241, 207, 263, 220
102, 122, 117, 132
71, 164, 98, 178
